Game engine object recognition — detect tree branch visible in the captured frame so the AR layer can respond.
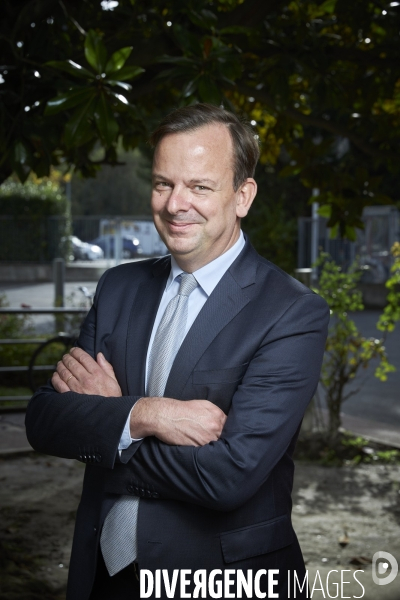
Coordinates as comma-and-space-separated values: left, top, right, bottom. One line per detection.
236, 82, 388, 159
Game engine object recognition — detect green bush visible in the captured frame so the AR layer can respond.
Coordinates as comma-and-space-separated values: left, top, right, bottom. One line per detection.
313, 253, 395, 441
0, 294, 35, 387
0, 179, 69, 261
0, 179, 67, 216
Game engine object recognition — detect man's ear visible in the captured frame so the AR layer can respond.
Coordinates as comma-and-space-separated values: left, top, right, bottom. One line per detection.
236, 178, 257, 218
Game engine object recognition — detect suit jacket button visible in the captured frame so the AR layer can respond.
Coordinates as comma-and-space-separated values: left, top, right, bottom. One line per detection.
151, 492, 160, 499
126, 484, 134, 494
79, 454, 82, 460
83, 455, 87, 461
145, 490, 151, 498
94, 527, 97, 534
95, 454, 102, 463
133, 486, 139, 494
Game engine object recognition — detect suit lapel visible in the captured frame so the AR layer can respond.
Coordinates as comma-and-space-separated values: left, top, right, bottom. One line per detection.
164, 242, 259, 400
125, 257, 170, 395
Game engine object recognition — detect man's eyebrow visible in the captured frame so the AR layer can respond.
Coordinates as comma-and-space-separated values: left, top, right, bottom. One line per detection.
152, 173, 169, 181
152, 175, 218, 186
188, 178, 217, 186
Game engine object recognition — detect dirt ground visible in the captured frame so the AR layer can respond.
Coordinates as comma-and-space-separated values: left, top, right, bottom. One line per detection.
0, 454, 399, 600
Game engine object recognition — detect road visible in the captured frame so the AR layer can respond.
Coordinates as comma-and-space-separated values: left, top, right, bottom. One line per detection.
1, 279, 399, 443
0, 280, 97, 333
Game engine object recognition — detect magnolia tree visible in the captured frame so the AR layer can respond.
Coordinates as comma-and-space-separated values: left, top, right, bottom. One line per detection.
1, 0, 400, 237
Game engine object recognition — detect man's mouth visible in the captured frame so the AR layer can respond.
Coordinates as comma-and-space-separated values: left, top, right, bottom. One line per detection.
166, 221, 197, 230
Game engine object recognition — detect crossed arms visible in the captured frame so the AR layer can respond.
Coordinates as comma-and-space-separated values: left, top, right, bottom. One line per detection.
52, 347, 227, 447
26, 292, 329, 512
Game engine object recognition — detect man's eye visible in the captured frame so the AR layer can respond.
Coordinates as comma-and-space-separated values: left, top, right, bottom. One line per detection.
155, 181, 170, 188
194, 185, 208, 191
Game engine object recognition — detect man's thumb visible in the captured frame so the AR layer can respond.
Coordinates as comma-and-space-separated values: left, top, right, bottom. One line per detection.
97, 352, 117, 379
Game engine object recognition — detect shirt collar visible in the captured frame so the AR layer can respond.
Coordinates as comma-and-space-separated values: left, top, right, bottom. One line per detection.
167, 231, 245, 297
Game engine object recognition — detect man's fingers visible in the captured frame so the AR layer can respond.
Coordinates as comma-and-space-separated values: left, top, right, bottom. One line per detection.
97, 352, 117, 381
69, 347, 98, 374
52, 371, 71, 393
60, 353, 88, 381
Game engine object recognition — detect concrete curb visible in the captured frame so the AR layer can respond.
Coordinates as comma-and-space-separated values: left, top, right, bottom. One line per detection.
0, 446, 34, 458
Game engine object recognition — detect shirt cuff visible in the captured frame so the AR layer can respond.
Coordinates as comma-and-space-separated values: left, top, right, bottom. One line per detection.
118, 402, 143, 452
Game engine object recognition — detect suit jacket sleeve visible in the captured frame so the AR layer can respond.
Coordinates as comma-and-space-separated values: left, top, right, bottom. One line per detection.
25, 270, 143, 469
104, 292, 329, 510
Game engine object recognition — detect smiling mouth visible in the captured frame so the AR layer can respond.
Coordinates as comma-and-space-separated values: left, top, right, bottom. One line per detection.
166, 221, 198, 229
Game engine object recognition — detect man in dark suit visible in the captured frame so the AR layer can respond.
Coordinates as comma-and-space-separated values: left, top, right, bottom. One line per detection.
26, 103, 329, 600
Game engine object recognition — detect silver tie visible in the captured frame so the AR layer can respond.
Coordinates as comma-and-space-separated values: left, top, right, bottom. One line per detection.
100, 273, 198, 576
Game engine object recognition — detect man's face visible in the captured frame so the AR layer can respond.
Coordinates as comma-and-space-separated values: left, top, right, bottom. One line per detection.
151, 123, 255, 271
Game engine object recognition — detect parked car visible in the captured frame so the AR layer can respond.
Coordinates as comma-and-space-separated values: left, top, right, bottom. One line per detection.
90, 235, 142, 258
61, 236, 104, 261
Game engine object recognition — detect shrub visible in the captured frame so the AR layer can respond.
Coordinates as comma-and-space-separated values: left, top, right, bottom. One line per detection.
313, 254, 395, 441
0, 178, 69, 261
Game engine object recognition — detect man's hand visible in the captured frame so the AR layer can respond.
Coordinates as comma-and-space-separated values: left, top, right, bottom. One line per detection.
52, 348, 122, 397
130, 397, 227, 446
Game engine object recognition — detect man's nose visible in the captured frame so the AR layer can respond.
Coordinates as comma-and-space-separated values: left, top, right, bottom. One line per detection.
165, 186, 190, 213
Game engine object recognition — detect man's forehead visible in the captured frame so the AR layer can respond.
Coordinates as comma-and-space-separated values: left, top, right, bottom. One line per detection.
155, 123, 232, 152
152, 123, 234, 170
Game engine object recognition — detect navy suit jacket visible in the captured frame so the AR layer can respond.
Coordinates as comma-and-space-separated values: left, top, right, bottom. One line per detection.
26, 240, 329, 600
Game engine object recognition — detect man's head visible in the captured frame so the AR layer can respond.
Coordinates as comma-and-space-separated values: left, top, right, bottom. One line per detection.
149, 103, 260, 192
150, 104, 259, 272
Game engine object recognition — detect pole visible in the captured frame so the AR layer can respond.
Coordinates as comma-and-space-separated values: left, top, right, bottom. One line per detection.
53, 257, 65, 332
311, 189, 320, 284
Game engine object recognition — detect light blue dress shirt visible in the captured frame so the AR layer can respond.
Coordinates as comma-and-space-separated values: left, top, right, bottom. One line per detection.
118, 230, 246, 450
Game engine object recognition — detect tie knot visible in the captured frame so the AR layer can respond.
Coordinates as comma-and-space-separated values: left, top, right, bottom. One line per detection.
178, 273, 197, 297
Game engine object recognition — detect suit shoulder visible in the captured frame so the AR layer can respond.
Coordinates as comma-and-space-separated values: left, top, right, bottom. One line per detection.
102, 255, 169, 280
252, 253, 329, 311
94, 255, 170, 294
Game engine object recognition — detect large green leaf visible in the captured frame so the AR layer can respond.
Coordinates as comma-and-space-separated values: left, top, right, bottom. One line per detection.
45, 88, 96, 115
106, 80, 132, 91
172, 25, 202, 56
197, 76, 222, 104
12, 142, 31, 182
182, 78, 199, 98
85, 29, 108, 73
105, 47, 133, 74
14, 141, 28, 164
317, 204, 332, 218
64, 96, 97, 148
46, 60, 95, 79
106, 65, 145, 81
94, 93, 119, 146
187, 9, 218, 30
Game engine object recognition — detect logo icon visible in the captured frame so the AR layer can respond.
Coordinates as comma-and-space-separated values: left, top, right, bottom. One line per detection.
372, 551, 398, 586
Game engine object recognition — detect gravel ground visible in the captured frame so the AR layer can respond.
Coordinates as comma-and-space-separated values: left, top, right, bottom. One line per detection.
0, 455, 399, 599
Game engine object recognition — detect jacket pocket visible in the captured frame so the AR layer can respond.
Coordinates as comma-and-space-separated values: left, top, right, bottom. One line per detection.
220, 514, 294, 564
192, 363, 249, 385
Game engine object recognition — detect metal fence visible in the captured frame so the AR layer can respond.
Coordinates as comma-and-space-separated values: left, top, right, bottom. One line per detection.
0, 307, 88, 412
298, 206, 400, 283
0, 215, 166, 262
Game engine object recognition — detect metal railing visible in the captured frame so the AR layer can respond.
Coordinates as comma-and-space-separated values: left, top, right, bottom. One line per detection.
0, 307, 87, 412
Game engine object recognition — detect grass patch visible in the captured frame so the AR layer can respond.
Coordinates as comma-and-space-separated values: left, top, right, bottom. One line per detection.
0, 386, 31, 397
